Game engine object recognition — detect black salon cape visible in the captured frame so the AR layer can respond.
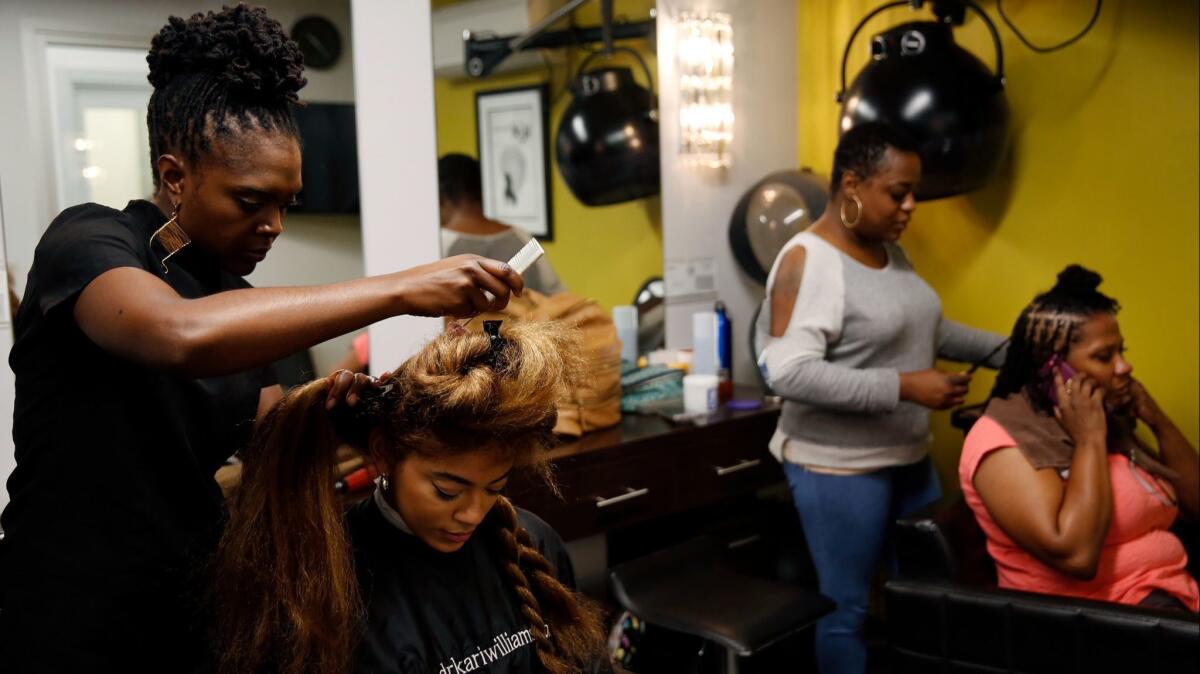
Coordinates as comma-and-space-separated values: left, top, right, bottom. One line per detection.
348, 496, 611, 674
0, 201, 274, 673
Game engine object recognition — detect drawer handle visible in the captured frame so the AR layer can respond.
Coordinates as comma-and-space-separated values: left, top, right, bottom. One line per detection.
714, 459, 762, 476
595, 487, 650, 508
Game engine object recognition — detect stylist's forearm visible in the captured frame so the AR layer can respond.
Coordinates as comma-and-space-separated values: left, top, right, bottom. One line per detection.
768, 357, 899, 414
76, 256, 520, 377
172, 274, 412, 376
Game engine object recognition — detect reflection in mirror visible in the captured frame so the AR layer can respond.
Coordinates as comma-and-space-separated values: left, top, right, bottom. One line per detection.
45, 45, 153, 212
632, 275, 664, 354
429, 0, 663, 314
438, 152, 565, 296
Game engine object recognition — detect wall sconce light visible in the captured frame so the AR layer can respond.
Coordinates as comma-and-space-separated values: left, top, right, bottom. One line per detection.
675, 11, 733, 169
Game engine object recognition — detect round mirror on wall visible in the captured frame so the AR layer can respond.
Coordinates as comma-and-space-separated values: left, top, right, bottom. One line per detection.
728, 169, 829, 286
632, 276, 665, 354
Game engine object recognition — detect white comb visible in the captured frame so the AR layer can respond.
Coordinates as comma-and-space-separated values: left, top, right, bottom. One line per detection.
508, 237, 545, 276
460, 237, 544, 327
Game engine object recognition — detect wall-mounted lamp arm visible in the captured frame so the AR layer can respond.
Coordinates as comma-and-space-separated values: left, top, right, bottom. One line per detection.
512, 0, 592, 51
600, 0, 614, 55
464, 13, 654, 78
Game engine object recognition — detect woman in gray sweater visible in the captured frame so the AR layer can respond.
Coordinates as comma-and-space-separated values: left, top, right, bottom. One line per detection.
761, 123, 1006, 674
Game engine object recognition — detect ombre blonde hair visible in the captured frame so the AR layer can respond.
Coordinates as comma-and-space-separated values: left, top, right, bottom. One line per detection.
212, 322, 606, 674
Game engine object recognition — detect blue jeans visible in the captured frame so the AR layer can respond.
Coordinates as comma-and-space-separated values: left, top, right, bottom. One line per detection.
784, 457, 942, 674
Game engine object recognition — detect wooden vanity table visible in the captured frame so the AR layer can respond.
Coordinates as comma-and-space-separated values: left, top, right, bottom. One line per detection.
508, 392, 784, 541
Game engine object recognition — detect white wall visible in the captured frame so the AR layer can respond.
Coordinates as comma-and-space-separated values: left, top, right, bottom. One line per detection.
657, 0, 798, 385
0, 182, 15, 510
0, 0, 364, 376
245, 214, 365, 373
351, 0, 444, 371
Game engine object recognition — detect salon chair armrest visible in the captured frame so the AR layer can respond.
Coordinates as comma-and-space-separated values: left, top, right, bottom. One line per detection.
894, 495, 996, 586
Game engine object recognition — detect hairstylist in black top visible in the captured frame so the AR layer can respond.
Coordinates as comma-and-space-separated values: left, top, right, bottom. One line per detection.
0, 6, 523, 673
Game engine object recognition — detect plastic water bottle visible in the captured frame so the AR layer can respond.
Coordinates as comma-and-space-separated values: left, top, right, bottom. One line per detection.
613, 305, 639, 364
714, 301, 733, 403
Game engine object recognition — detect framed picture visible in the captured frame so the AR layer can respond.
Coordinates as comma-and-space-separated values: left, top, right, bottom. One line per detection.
475, 84, 552, 240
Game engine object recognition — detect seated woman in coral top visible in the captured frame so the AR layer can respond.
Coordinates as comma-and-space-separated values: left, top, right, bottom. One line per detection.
960, 265, 1199, 612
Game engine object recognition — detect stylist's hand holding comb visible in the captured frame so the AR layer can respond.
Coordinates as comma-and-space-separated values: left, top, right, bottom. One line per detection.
900, 369, 972, 410
392, 254, 525, 318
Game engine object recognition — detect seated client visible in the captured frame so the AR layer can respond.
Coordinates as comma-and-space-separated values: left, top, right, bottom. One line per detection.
960, 265, 1198, 612
213, 322, 611, 673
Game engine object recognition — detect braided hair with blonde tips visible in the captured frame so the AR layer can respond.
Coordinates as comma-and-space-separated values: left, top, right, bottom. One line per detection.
213, 321, 607, 674
489, 495, 608, 674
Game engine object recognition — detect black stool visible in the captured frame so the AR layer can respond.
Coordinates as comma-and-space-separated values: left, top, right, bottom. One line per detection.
609, 535, 834, 673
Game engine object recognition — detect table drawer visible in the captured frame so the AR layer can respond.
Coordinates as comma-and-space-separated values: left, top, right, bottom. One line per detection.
530, 450, 676, 540
678, 437, 783, 509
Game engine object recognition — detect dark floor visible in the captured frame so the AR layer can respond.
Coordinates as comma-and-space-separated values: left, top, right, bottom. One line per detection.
612, 617, 892, 673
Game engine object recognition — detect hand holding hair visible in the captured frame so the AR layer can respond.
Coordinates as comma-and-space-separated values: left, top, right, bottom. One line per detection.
325, 369, 381, 410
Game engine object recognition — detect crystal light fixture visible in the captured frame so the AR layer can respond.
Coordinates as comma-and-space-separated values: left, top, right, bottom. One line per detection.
675, 11, 733, 168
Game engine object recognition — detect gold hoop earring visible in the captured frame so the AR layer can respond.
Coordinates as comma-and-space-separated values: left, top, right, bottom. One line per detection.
150, 204, 191, 274
840, 195, 863, 229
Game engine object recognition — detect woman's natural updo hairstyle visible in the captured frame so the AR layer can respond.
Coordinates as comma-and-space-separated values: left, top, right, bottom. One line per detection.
991, 264, 1121, 411
146, 3, 306, 187
213, 322, 606, 674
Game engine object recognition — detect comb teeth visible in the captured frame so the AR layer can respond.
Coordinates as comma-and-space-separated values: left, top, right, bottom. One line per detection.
508, 238, 544, 275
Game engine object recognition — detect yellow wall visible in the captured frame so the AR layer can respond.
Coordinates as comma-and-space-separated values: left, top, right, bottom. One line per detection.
432, 0, 662, 310
798, 0, 1199, 489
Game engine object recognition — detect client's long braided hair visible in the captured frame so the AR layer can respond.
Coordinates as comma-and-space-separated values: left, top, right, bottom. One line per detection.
212, 322, 607, 674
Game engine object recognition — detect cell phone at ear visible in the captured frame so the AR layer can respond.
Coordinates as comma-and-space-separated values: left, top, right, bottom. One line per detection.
1041, 355, 1077, 405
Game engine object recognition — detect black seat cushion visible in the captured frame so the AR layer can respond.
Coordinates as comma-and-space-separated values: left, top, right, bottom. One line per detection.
609, 536, 834, 655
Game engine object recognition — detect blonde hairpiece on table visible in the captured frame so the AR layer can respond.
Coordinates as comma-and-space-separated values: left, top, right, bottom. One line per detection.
150, 207, 192, 274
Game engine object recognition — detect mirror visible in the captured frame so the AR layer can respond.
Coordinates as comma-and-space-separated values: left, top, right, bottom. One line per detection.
44, 45, 154, 213
728, 170, 829, 286
429, 0, 663, 322
632, 276, 664, 354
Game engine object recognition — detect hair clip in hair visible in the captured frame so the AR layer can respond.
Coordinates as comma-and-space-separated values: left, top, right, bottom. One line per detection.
483, 320, 508, 369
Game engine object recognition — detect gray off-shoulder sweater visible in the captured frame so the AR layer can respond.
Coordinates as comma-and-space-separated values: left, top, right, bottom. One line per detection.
760, 231, 1006, 470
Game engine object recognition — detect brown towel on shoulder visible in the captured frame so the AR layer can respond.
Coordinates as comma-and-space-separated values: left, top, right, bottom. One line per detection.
983, 391, 1175, 480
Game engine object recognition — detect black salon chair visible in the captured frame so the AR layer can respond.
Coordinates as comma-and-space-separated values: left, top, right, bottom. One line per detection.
886, 496, 1200, 673
610, 533, 834, 673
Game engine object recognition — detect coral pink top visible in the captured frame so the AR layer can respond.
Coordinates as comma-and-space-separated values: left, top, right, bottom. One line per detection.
353, 332, 370, 369
960, 415, 1199, 611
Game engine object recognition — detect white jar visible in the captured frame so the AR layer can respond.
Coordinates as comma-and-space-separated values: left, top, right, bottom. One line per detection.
682, 374, 719, 414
